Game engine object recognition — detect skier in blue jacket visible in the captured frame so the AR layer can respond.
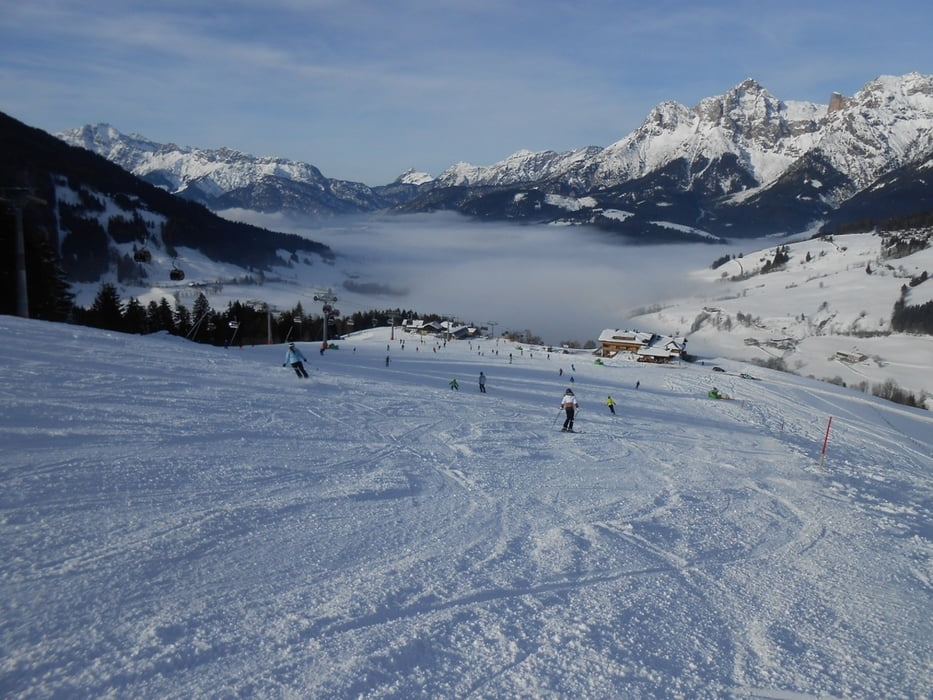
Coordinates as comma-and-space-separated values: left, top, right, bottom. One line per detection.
284, 342, 309, 378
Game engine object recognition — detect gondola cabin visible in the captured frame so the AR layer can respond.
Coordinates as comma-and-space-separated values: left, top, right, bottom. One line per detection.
169, 258, 185, 281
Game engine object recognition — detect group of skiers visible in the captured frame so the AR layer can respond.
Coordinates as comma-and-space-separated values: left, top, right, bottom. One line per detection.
282, 341, 640, 432
450, 372, 485, 392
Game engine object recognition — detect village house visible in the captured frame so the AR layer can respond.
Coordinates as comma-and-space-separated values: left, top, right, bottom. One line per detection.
597, 329, 655, 355
400, 319, 427, 334
400, 319, 477, 339
834, 350, 867, 364
597, 328, 687, 363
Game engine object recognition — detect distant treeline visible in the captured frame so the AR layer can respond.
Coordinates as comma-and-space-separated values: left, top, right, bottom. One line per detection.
829, 209, 933, 236
66, 283, 463, 347
892, 293, 933, 335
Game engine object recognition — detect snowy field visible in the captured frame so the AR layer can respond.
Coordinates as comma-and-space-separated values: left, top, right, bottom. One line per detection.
632, 231, 933, 404
1, 315, 931, 698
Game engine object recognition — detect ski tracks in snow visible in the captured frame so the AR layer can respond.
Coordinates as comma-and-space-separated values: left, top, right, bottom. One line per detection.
3, 322, 932, 698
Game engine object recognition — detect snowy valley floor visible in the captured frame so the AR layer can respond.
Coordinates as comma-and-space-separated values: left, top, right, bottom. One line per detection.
1, 317, 931, 698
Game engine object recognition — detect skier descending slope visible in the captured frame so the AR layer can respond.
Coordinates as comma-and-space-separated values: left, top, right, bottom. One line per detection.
283, 342, 309, 378
560, 388, 579, 432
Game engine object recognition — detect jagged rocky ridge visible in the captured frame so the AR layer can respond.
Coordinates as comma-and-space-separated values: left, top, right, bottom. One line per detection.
56, 73, 933, 241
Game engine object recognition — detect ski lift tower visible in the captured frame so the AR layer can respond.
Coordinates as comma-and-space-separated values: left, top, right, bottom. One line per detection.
0, 187, 46, 318
245, 299, 280, 345
246, 300, 280, 345
313, 288, 339, 348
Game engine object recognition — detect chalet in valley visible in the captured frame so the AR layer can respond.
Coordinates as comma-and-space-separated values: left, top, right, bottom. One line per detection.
597, 329, 687, 363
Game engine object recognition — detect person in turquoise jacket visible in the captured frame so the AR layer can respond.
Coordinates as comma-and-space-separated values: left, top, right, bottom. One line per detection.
284, 342, 309, 378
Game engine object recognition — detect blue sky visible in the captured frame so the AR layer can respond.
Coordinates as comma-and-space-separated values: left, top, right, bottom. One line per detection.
2, 0, 930, 185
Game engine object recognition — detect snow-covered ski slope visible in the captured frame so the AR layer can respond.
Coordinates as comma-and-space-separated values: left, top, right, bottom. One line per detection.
631, 230, 933, 403
1, 316, 931, 698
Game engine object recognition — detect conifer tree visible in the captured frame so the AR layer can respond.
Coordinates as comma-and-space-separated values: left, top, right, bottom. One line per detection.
174, 302, 192, 336
152, 297, 176, 333
192, 293, 212, 322
123, 297, 149, 334
146, 300, 161, 331
88, 283, 124, 331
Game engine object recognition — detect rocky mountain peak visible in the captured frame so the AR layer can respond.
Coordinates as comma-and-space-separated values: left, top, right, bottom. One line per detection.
394, 168, 434, 185
695, 78, 819, 150
53, 73, 933, 238
815, 73, 933, 192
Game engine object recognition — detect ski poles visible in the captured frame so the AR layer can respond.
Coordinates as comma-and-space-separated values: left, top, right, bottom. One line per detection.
553, 409, 564, 428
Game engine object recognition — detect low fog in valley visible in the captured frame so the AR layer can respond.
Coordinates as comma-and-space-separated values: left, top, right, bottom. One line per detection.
226, 211, 729, 345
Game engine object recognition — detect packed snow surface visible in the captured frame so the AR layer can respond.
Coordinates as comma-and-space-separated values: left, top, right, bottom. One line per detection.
1, 316, 931, 698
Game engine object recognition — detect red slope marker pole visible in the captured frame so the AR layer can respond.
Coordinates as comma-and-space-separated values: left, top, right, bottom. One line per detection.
818, 416, 833, 471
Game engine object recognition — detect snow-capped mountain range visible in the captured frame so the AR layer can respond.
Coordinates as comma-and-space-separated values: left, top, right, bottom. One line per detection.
443, 74, 931, 193
8, 101, 933, 408
57, 73, 933, 240
53, 125, 394, 216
